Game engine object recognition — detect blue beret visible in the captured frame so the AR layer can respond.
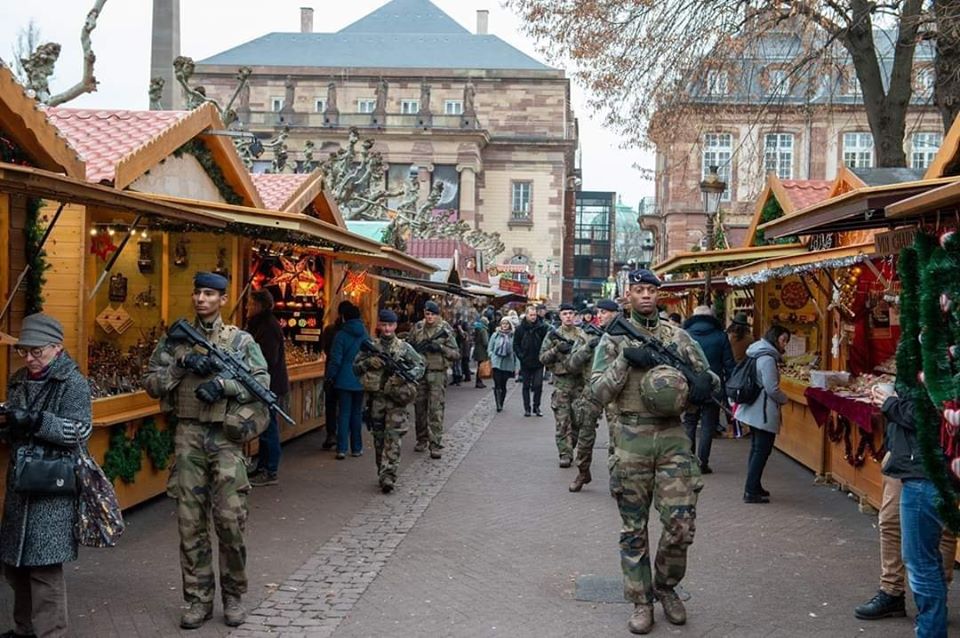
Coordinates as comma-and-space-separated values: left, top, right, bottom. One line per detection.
559, 303, 576, 312
378, 309, 398, 323
424, 300, 441, 314
596, 299, 620, 311
194, 271, 228, 292
628, 269, 661, 288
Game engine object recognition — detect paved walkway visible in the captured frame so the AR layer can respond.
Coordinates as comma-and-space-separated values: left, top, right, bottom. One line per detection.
0, 382, 954, 636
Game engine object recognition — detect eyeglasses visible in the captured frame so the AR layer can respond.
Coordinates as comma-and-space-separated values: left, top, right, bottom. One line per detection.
14, 345, 54, 359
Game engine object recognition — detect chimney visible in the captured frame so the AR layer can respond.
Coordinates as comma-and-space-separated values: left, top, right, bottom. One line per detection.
300, 7, 314, 33
150, 0, 182, 110
476, 10, 489, 35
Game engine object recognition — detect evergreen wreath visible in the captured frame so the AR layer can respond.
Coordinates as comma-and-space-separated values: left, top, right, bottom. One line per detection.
102, 418, 175, 484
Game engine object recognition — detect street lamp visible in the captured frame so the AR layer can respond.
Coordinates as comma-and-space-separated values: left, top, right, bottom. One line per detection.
639, 235, 655, 269
699, 165, 727, 304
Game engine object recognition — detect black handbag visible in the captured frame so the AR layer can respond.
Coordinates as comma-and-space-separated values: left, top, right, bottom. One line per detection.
14, 443, 78, 496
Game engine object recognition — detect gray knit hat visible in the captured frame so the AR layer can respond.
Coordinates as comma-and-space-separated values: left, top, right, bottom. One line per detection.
16, 313, 64, 348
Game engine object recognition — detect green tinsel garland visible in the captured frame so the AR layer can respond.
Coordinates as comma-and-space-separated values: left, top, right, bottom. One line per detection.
173, 139, 244, 206
102, 418, 175, 484
135, 418, 174, 470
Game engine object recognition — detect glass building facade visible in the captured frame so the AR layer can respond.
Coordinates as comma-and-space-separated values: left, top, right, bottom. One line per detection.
572, 191, 615, 306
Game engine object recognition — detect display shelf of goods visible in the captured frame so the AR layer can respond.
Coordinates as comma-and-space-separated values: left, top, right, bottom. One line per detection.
88, 324, 165, 399
251, 251, 325, 352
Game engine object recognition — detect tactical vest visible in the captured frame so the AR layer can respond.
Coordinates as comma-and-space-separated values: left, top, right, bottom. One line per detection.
173, 319, 241, 423
545, 327, 586, 377
413, 321, 450, 372
616, 321, 680, 416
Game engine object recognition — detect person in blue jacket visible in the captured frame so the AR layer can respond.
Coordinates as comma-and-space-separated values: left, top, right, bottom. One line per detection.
681, 305, 735, 473
326, 302, 369, 459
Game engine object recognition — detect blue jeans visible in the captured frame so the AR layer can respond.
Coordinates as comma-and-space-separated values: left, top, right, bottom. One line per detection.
256, 410, 281, 474
901, 478, 948, 638
744, 428, 776, 496
337, 389, 364, 455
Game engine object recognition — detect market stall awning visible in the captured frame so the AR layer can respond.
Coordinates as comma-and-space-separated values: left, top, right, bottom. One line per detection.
758, 177, 957, 239
886, 179, 960, 219
660, 278, 731, 292
370, 273, 441, 296
383, 273, 478, 298
655, 243, 805, 275
0, 163, 227, 228
725, 242, 876, 286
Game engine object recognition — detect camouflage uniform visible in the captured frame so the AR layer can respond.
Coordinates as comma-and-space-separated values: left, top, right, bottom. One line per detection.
591, 310, 715, 605
143, 316, 269, 606
354, 335, 425, 488
539, 326, 588, 462
406, 319, 460, 452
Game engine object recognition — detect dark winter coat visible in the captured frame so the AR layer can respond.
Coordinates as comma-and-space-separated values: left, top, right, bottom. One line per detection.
326, 318, 368, 391
472, 323, 489, 362
880, 397, 930, 480
1, 352, 92, 567
247, 310, 290, 396
682, 315, 736, 384
513, 317, 549, 369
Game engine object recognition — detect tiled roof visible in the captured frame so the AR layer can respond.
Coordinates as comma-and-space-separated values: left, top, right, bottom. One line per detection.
45, 108, 192, 183
250, 172, 312, 210
780, 179, 833, 210
407, 238, 468, 259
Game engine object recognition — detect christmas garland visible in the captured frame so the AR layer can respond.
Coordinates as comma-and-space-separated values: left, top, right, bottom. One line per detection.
726, 254, 868, 287
1, 133, 48, 312
173, 139, 244, 206
102, 418, 174, 484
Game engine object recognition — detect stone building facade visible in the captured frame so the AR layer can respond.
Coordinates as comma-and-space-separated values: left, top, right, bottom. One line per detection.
189, 0, 578, 302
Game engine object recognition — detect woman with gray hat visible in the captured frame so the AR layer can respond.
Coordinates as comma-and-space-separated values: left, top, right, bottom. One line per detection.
0, 313, 92, 638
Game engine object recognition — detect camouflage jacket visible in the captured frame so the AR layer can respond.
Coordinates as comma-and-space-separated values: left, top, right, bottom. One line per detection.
354, 335, 426, 392
539, 325, 588, 388
405, 319, 460, 372
143, 315, 270, 423
591, 311, 715, 417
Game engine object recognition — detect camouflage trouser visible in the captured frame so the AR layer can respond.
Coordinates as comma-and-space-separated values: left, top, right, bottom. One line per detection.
572, 391, 603, 472
370, 396, 409, 487
172, 420, 250, 604
609, 416, 703, 604
415, 370, 447, 451
552, 379, 584, 460
606, 405, 621, 455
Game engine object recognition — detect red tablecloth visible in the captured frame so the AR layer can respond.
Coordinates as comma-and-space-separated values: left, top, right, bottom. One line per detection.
803, 387, 883, 434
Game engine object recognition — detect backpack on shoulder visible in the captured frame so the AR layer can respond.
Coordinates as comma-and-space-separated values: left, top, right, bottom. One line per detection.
725, 355, 764, 405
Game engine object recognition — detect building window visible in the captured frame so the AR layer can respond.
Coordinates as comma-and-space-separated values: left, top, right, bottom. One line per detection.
511, 181, 532, 221
916, 67, 935, 99
767, 68, 789, 96
702, 133, 733, 201
912, 131, 942, 169
270, 97, 284, 112
843, 132, 874, 168
764, 133, 794, 179
400, 99, 420, 114
444, 100, 463, 115
357, 99, 375, 114
706, 70, 728, 96
315, 98, 327, 113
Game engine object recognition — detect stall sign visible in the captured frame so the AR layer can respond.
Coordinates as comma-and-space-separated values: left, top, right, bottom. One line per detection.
499, 278, 526, 294
807, 233, 836, 252
874, 227, 916, 256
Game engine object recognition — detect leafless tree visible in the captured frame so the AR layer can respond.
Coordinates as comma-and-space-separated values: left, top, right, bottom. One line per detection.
11, 19, 42, 83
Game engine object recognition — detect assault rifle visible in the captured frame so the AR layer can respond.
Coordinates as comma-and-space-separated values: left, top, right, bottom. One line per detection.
360, 340, 418, 385
582, 322, 605, 338
545, 325, 576, 347
606, 315, 733, 416
412, 329, 450, 355
166, 319, 296, 426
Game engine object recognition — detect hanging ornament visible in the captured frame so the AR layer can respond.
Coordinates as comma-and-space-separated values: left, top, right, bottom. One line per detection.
91, 233, 118, 260
852, 266, 862, 276
944, 408, 960, 432
918, 371, 926, 385
950, 345, 960, 361
940, 230, 956, 249
941, 293, 953, 313
343, 270, 371, 298
267, 255, 321, 298
952, 457, 960, 481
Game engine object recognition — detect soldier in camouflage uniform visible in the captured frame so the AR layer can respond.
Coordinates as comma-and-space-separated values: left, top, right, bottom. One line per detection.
354, 309, 425, 492
568, 298, 621, 492
406, 300, 460, 459
591, 269, 716, 635
143, 272, 270, 630
539, 303, 588, 468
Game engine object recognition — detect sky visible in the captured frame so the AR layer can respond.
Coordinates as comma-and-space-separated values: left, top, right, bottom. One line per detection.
0, 0, 655, 208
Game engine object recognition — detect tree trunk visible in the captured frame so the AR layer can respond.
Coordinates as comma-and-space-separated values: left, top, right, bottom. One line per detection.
935, 0, 960, 131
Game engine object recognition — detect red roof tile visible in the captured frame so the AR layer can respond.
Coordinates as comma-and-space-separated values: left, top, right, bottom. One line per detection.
780, 179, 833, 211
45, 108, 193, 184
250, 173, 312, 210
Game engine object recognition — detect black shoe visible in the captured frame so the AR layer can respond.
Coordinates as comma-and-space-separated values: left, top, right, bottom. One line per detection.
535, 410, 543, 417
321, 437, 336, 450
524, 410, 532, 417
475, 382, 487, 388
743, 493, 769, 504
380, 482, 394, 494
0, 631, 37, 638
250, 472, 278, 487
854, 590, 906, 620
758, 487, 770, 497
699, 463, 713, 475
335, 452, 346, 460
496, 405, 503, 413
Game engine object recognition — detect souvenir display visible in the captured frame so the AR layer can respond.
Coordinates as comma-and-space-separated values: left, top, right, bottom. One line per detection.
109, 273, 128, 303
251, 249, 326, 352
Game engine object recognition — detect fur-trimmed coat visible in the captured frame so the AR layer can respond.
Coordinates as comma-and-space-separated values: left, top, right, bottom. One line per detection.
1, 352, 92, 567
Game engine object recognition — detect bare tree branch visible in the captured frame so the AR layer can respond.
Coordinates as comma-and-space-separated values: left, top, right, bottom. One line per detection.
46, 0, 107, 106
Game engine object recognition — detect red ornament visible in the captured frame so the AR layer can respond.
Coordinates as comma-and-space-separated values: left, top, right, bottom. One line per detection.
90, 233, 118, 260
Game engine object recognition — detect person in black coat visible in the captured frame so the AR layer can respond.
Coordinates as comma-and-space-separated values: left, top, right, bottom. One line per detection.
319, 301, 353, 450
246, 290, 290, 486
681, 306, 735, 473
513, 306, 549, 416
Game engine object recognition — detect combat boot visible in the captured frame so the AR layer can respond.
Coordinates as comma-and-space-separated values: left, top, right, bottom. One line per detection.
558, 456, 572, 468
627, 603, 654, 634
430, 449, 442, 459
414, 442, 427, 452
179, 602, 213, 629
568, 468, 592, 492
223, 595, 246, 627
656, 588, 686, 625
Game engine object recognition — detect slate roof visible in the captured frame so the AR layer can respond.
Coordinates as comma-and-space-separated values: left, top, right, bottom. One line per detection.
250, 172, 312, 210
780, 179, 833, 210
45, 108, 193, 184
199, 0, 552, 72
848, 167, 927, 187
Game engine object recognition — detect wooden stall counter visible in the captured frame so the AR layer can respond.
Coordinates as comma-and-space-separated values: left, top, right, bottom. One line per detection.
773, 377, 827, 476
279, 359, 326, 442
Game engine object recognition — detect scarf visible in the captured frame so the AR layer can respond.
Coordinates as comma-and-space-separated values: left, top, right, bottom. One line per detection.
493, 331, 513, 358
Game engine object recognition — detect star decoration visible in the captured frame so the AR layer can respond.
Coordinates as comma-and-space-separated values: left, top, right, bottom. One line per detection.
267, 256, 322, 298
344, 270, 371, 298
91, 233, 118, 260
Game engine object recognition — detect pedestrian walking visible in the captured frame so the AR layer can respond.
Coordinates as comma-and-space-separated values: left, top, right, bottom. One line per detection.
320, 302, 352, 451
451, 317, 466, 386
681, 306, 735, 474
246, 289, 289, 487
735, 324, 790, 504
354, 309, 425, 492
143, 272, 270, 629
853, 384, 956, 628
513, 305, 549, 417
406, 300, 460, 459
489, 318, 519, 412
540, 303, 588, 468
472, 317, 489, 389
1, 313, 92, 638
459, 318, 474, 384
326, 302, 368, 460
591, 269, 716, 634
727, 312, 753, 363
